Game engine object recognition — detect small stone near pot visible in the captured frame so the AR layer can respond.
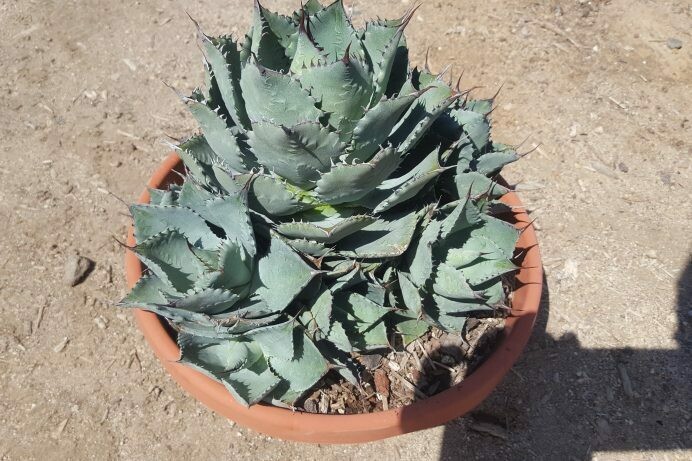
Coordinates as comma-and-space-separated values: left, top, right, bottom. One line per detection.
64, 254, 95, 286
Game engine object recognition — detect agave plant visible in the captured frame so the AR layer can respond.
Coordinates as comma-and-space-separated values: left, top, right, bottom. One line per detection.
120, 0, 522, 407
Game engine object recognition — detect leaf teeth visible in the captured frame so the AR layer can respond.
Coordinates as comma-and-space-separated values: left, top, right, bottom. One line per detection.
185, 11, 210, 41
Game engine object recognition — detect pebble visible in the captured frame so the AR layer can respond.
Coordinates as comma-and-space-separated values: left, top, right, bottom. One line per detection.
596, 418, 612, 439
666, 37, 682, 50
659, 171, 673, 185
617, 362, 635, 397
303, 399, 317, 413
592, 161, 618, 179
64, 254, 95, 286
94, 316, 108, 330
51, 418, 69, 439
470, 421, 508, 440
569, 124, 578, 137
53, 337, 69, 353
617, 162, 628, 173
122, 58, 137, 71
560, 259, 579, 281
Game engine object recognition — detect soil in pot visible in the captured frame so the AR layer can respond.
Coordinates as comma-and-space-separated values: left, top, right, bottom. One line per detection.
293, 270, 518, 415
296, 315, 507, 414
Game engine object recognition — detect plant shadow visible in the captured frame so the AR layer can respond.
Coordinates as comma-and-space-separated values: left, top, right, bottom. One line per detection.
418, 260, 692, 460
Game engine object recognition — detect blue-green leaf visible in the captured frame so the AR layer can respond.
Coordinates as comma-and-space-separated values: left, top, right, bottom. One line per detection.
265, 329, 330, 404
201, 35, 250, 129
223, 343, 281, 406
247, 121, 345, 187
277, 215, 376, 244
240, 63, 322, 125
297, 56, 373, 127
250, 2, 291, 71
184, 96, 253, 172
315, 147, 400, 204
337, 209, 420, 258
131, 205, 219, 248
348, 92, 420, 162
252, 233, 318, 311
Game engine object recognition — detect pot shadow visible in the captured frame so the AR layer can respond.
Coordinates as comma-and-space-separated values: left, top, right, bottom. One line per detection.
411, 260, 691, 460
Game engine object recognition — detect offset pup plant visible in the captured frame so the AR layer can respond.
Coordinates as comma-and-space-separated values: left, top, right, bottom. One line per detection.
120, 0, 523, 408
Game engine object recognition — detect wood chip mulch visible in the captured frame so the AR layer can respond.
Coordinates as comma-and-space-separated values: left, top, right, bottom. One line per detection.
296, 316, 506, 414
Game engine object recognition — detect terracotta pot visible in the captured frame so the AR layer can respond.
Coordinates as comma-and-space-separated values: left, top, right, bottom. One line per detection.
124, 153, 543, 444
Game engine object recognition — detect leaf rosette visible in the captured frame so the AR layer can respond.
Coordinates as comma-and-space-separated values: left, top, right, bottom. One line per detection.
119, 0, 522, 406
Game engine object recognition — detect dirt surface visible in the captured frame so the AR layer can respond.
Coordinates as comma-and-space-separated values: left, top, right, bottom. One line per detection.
1, 0, 690, 459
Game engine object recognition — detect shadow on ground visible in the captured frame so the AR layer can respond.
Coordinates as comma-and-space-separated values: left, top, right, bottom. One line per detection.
432, 260, 691, 460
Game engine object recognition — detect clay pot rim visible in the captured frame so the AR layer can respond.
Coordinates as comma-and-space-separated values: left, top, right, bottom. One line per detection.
124, 153, 543, 444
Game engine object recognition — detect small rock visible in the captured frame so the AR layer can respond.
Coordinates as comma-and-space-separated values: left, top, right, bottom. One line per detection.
64, 254, 95, 286
659, 171, 673, 185
149, 385, 162, 399
617, 162, 629, 173
592, 161, 618, 179
644, 250, 657, 259
444, 25, 466, 35
666, 37, 682, 50
53, 337, 69, 353
303, 399, 318, 413
122, 58, 137, 71
617, 362, 635, 398
559, 259, 579, 281
596, 418, 612, 439
94, 316, 108, 330
470, 421, 508, 440
51, 418, 69, 439
569, 124, 578, 138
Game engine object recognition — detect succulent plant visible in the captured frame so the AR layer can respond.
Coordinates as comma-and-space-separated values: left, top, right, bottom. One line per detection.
119, 0, 522, 407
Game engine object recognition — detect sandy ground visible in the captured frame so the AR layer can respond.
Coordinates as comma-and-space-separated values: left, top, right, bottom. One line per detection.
1, 0, 690, 459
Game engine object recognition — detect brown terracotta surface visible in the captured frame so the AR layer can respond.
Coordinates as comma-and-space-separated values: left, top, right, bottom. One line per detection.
124, 153, 543, 443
